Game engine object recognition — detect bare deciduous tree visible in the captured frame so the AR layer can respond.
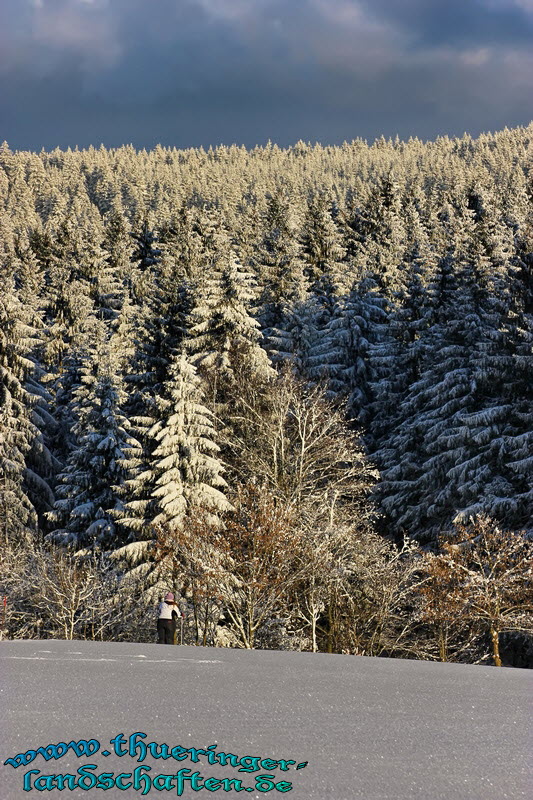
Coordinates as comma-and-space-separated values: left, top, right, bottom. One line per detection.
223, 370, 378, 520
0, 541, 144, 642
418, 516, 533, 665
216, 482, 302, 649
290, 522, 424, 657
153, 515, 228, 646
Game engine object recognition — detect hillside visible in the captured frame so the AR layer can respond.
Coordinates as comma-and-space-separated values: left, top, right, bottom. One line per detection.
1, 639, 532, 799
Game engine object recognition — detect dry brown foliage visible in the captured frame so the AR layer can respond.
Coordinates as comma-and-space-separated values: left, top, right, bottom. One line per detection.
418, 515, 533, 665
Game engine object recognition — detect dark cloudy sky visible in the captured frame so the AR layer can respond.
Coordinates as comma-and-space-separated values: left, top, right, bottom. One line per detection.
1, 0, 532, 152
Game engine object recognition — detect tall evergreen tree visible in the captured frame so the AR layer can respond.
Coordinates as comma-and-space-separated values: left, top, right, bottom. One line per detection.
265, 296, 324, 381
254, 191, 308, 329
349, 173, 406, 295
128, 220, 161, 304
115, 351, 231, 583
0, 289, 43, 544
300, 194, 347, 315
324, 281, 388, 423
188, 254, 273, 395
47, 325, 134, 550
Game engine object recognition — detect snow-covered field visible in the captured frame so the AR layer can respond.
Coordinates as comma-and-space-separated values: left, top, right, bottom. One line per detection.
1, 640, 531, 799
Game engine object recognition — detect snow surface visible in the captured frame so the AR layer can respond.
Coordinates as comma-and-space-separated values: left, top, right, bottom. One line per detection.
0, 639, 531, 799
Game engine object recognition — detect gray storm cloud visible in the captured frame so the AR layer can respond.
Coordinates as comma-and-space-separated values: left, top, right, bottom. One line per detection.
0, 0, 531, 150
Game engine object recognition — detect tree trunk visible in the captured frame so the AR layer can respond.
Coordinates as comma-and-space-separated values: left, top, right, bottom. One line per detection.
327, 605, 333, 654
490, 625, 502, 667
192, 597, 200, 645
311, 607, 318, 653
309, 576, 318, 652
247, 608, 254, 649
438, 624, 447, 662
202, 602, 209, 646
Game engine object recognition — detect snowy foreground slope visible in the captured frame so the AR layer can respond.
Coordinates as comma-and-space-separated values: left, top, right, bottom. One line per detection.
1, 640, 531, 800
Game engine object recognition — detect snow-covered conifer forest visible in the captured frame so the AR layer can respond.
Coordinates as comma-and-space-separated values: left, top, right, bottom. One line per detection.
0, 126, 532, 665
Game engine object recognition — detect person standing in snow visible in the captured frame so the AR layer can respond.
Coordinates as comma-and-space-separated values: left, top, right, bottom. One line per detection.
157, 592, 181, 644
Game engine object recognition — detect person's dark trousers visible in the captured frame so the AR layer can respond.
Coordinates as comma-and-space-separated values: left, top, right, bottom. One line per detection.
157, 619, 175, 644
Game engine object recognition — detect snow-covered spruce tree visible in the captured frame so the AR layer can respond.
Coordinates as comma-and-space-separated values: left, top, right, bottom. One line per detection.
92, 239, 125, 323
376, 299, 473, 536
367, 234, 440, 459
438, 191, 532, 530
340, 187, 374, 281
187, 253, 273, 401
372, 201, 523, 542
344, 172, 406, 296
300, 193, 347, 316
64, 203, 118, 319
265, 296, 325, 382
190, 205, 233, 294
0, 212, 17, 281
127, 220, 161, 304
114, 350, 231, 593
368, 198, 462, 530
512, 184, 533, 316
231, 188, 263, 273
13, 236, 45, 316
449, 245, 533, 529
85, 161, 119, 216
158, 203, 204, 286
254, 191, 308, 330
47, 323, 134, 551
111, 291, 137, 374
125, 279, 197, 420
496, 184, 533, 531
31, 213, 97, 374
37, 186, 118, 322
400, 194, 441, 295
3, 150, 40, 231
498, 309, 533, 532
320, 279, 388, 422
149, 352, 232, 527
22, 348, 58, 529
0, 235, 58, 526
103, 204, 133, 284
115, 281, 199, 569
0, 289, 44, 545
